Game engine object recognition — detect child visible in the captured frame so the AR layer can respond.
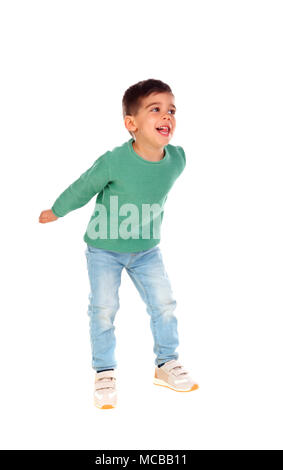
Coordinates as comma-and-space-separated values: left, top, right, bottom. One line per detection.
39, 79, 199, 409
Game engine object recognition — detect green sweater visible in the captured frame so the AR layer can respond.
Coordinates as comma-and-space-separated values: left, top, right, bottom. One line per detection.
52, 138, 186, 252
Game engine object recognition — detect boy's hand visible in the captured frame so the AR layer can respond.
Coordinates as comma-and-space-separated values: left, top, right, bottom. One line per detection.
39, 209, 58, 223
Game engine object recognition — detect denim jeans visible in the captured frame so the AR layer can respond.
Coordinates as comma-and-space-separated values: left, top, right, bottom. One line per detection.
85, 244, 179, 372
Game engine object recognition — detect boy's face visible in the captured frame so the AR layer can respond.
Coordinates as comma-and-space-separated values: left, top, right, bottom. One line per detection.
125, 92, 176, 147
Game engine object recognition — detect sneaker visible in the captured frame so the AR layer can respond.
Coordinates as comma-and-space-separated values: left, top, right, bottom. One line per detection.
94, 369, 117, 409
153, 359, 199, 392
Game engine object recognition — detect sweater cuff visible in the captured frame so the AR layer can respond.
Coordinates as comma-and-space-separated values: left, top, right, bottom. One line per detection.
51, 206, 62, 218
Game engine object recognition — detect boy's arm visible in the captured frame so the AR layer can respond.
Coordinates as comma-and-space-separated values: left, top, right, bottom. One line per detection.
51, 151, 111, 218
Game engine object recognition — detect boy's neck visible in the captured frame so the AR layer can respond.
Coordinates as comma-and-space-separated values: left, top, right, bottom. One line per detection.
132, 139, 165, 162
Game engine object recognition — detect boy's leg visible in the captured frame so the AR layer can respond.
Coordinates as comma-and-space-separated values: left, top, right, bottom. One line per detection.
125, 246, 179, 367
85, 246, 123, 372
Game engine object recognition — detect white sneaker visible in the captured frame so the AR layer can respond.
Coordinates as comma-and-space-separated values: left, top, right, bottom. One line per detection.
153, 360, 199, 392
94, 369, 117, 409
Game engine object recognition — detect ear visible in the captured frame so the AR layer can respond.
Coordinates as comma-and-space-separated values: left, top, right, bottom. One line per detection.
124, 115, 137, 133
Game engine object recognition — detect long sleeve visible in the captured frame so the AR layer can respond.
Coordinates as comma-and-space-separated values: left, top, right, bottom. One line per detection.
51, 151, 111, 217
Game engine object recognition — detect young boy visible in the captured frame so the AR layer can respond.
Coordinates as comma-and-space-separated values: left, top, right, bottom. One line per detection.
39, 79, 199, 409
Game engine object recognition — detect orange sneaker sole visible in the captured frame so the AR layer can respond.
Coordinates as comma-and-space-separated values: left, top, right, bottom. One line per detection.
153, 378, 199, 392
94, 403, 116, 409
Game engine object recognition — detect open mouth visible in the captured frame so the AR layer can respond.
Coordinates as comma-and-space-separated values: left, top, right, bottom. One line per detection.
156, 126, 170, 137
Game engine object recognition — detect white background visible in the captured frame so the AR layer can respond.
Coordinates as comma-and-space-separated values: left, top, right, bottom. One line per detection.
0, 0, 282, 450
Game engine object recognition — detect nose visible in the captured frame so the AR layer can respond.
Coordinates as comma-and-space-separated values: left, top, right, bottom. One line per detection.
162, 113, 172, 122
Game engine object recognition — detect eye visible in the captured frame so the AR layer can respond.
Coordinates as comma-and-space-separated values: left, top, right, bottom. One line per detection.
151, 107, 160, 112
168, 109, 176, 115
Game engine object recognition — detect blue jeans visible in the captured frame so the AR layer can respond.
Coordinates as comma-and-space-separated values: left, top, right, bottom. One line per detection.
85, 244, 179, 372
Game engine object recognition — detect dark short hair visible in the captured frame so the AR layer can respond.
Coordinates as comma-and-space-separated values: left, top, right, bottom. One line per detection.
122, 79, 173, 138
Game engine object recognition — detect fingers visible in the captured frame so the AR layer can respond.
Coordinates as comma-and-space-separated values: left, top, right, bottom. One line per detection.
38, 210, 57, 223
39, 215, 50, 223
